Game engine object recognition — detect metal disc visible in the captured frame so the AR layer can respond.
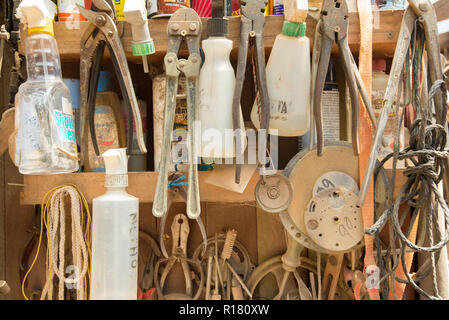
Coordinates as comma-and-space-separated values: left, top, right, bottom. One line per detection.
313, 171, 359, 196
281, 142, 361, 253
255, 174, 293, 213
304, 187, 364, 252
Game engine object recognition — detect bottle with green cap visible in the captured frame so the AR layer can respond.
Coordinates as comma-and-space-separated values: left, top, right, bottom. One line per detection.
199, 0, 245, 163
14, 0, 79, 174
250, 21, 311, 137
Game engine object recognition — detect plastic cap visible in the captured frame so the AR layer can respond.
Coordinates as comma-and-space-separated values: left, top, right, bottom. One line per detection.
282, 21, 306, 37
16, 0, 57, 36
207, 18, 229, 37
132, 40, 156, 56
102, 148, 128, 174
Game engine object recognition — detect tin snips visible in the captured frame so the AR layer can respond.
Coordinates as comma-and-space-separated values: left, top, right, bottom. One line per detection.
77, 0, 147, 165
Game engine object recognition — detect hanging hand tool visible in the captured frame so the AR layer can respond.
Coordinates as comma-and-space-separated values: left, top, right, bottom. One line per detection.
0, 24, 10, 77
152, 8, 202, 220
232, 0, 270, 184
154, 214, 205, 300
77, 0, 147, 167
358, 0, 446, 206
312, 0, 376, 157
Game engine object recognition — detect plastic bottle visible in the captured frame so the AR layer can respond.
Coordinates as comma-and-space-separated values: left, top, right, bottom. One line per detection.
372, 58, 404, 168
15, 0, 79, 174
250, 22, 310, 137
90, 148, 139, 300
198, 3, 245, 161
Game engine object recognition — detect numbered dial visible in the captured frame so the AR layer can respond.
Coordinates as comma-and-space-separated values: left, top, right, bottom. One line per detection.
304, 187, 363, 252
313, 171, 359, 196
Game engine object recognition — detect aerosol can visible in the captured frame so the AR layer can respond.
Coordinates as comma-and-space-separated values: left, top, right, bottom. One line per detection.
198, 0, 245, 162
15, 0, 79, 174
250, 22, 310, 137
90, 148, 139, 300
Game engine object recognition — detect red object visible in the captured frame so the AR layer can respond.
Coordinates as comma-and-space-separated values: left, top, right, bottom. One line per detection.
138, 288, 156, 300
191, 0, 211, 17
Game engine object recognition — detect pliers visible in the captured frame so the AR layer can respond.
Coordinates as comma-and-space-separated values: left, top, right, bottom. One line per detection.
312, 0, 376, 157
152, 8, 202, 220
232, 0, 270, 184
77, 0, 147, 164
358, 0, 447, 206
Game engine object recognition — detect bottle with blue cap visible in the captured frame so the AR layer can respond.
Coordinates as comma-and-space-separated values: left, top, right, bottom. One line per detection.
15, 0, 79, 174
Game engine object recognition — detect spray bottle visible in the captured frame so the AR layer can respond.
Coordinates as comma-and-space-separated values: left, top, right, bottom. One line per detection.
198, 0, 244, 162
250, 21, 310, 137
124, 0, 155, 73
15, 0, 79, 174
90, 148, 139, 300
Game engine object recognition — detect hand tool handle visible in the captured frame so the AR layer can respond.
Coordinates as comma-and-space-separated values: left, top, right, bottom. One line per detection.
313, 36, 332, 156
309, 20, 322, 151
153, 53, 180, 218
183, 54, 202, 219
357, 8, 415, 206
337, 36, 360, 156
232, 18, 251, 184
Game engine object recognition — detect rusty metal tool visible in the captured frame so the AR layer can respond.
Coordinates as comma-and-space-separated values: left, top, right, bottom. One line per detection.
232, 0, 270, 184
358, 0, 447, 206
154, 213, 205, 300
312, 0, 376, 157
77, 0, 147, 165
152, 8, 202, 220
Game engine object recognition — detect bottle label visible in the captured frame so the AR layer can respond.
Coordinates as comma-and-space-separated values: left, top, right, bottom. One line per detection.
322, 88, 340, 141
53, 101, 76, 144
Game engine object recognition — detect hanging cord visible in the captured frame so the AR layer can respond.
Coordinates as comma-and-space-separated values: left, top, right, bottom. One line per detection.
367, 34, 449, 300
21, 184, 92, 300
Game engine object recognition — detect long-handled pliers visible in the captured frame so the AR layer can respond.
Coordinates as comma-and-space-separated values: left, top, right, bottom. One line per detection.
232, 0, 270, 184
357, 0, 447, 206
78, 0, 147, 165
312, 0, 376, 157
152, 8, 202, 220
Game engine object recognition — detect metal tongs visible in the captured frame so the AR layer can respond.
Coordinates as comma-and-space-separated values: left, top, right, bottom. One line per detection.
152, 8, 202, 220
232, 0, 270, 184
311, 0, 376, 157
78, 0, 147, 164
358, 0, 446, 206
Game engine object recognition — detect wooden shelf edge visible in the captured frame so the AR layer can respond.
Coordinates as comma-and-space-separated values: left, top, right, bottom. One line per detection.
22, 167, 406, 205
22, 170, 261, 205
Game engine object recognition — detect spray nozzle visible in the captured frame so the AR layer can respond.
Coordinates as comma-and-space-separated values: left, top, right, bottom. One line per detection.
124, 0, 155, 73
16, 0, 57, 36
102, 148, 129, 176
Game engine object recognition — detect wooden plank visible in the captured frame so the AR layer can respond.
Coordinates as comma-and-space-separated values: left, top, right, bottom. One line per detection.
22, 171, 261, 205
18, 10, 424, 60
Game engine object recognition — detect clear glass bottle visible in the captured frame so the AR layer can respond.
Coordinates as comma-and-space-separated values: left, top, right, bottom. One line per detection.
15, 30, 78, 174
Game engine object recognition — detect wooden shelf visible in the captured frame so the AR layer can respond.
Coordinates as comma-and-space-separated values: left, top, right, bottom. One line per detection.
18, 4, 449, 61
21, 168, 406, 205
21, 170, 262, 205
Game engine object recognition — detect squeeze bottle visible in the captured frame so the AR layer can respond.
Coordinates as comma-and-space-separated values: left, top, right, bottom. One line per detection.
15, 0, 79, 174
198, 0, 245, 161
90, 148, 139, 300
250, 22, 310, 137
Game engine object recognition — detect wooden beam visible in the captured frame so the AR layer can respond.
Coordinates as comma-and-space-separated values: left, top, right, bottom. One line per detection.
22, 171, 261, 205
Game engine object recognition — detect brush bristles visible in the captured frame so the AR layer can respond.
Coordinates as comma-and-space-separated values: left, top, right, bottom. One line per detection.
221, 229, 237, 261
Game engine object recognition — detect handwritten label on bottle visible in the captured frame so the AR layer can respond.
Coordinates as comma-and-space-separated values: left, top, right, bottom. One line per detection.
129, 212, 138, 269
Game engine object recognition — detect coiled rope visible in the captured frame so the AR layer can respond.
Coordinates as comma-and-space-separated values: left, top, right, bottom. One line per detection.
21, 184, 92, 300
367, 20, 449, 299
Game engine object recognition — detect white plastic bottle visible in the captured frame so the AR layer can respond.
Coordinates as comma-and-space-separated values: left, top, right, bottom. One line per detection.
90, 148, 139, 300
250, 22, 310, 137
198, 4, 245, 161
15, 0, 79, 174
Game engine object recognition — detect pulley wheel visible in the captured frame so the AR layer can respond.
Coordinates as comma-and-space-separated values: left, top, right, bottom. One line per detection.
255, 174, 293, 213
